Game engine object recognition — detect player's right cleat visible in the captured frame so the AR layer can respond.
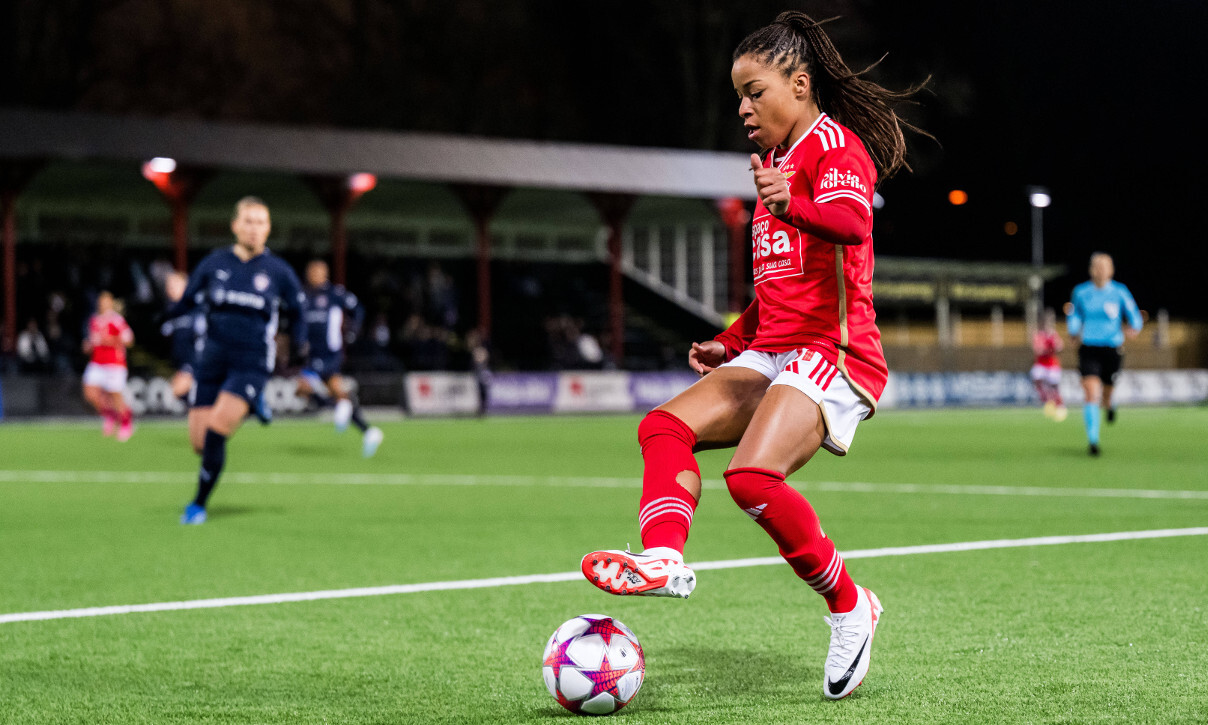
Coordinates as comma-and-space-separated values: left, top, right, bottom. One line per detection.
1106, 407, 1116, 424
180, 503, 207, 525
581, 549, 696, 598
1042, 400, 1056, 419
823, 586, 883, 700
117, 419, 134, 442
334, 399, 353, 433
1089, 443, 1101, 457
362, 426, 384, 458
102, 412, 117, 437
1053, 405, 1068, 422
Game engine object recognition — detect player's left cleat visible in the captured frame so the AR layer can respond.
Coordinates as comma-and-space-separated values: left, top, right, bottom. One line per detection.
1089, 443, 1101, 457
823, 586, 883, 701
116, 419, 134, 442
1106, 407, 1116, 424
1053, 405, 1068, 422
362, 426, 384, 458
334, 399, 354, 433
180, 503, 207, 525
102, 412, 118, 437
581, 548, 696, 598
252, 393, 273, 426
1042, 401, 1056, 419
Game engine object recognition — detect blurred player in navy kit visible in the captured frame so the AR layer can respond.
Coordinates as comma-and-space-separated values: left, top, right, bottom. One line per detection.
163, 270, 273, 423
167, 197, 308, 524
295, 259, 384, 457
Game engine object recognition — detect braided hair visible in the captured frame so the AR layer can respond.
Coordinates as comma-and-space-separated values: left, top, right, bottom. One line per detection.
734, 11, 931, 180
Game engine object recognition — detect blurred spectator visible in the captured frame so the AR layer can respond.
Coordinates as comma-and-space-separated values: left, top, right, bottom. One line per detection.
45, 301, 78, 373
148, 257, 175, 297
545, 314, 603, 370
466, 329, 492, 415
425, 261, 459, 328
399, 313, 451, 370
17, 319, 51, 372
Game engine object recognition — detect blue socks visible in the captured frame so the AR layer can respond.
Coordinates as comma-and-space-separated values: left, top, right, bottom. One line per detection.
194, 429, 228, 507
1082, 404, 1100, 445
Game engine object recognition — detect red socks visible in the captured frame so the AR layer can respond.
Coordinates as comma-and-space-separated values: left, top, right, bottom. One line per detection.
634, 412, 857, 613
723, 467, 857, 613
637, 410, 700, 553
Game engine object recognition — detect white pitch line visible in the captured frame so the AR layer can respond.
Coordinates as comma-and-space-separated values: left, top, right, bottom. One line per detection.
3, 527, 1206, 625
1, 469, 1207, 501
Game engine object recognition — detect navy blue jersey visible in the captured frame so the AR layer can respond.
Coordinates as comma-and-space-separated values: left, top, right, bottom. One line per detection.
168, 248, 306, 372
159, 308, 206, 370
303, 283, 363, 356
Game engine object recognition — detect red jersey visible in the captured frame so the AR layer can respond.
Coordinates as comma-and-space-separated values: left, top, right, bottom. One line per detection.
715, 113, 887, 409
1032, 330, 1063, 368
87, 311, 133, 366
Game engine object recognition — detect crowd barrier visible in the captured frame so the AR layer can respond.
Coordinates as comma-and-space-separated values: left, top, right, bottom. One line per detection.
1, 369, 1205, 418
404, 369, 1208, 416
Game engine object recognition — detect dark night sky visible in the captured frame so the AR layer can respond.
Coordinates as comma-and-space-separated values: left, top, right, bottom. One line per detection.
5, 0, 1206, 317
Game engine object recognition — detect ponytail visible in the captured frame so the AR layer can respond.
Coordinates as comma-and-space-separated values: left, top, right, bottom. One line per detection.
734, 11, 932, 180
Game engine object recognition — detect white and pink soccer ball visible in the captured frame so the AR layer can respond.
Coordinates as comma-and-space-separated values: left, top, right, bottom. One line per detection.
542, 614, 645, 716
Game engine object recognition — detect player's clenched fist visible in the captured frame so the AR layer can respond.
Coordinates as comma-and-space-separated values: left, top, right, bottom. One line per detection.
750, 153, 790, 217
688, 340, 726, 376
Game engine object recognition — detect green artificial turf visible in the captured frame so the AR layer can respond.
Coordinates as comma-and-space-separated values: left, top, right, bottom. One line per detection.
1, 407, 1206, 723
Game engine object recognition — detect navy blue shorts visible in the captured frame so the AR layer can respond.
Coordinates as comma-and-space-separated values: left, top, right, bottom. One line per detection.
190, 346, 271, 408
304, 352, 344, 381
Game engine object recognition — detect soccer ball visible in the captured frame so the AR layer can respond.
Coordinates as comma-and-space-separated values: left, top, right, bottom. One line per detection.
542, 614, 645, 715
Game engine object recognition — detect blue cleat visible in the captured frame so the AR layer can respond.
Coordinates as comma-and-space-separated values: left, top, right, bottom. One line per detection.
362, 426, 384, 458
252, 392, 273, 426
181, 503, 207, 525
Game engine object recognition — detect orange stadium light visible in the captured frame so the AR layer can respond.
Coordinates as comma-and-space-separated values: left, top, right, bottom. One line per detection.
347, 173, 377, 196
947, 189, 968, 206
141, 158, 176, 193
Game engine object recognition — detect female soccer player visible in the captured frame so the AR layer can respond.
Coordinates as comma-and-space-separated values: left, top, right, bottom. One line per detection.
582, 11, 927, 701
295, 259, 383, 457
1066, 253, 1142, 456
1030, 308, 1067, 421
82, 290, 135, 441
167, 197, 307, 524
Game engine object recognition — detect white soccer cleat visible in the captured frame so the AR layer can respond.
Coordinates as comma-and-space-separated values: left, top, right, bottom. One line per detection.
822, 586, 883, 700
362, 426, 384, 458
581, 548, 696, 599
333, 399, 353, 432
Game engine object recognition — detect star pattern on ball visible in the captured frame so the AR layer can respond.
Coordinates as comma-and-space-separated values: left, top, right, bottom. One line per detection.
544, 616, 645, 713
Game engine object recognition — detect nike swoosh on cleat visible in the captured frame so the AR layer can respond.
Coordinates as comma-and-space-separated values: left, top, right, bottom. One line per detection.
826, 636, 868, 696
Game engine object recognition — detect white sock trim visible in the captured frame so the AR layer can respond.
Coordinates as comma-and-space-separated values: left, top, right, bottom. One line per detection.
640, 546, 684, 563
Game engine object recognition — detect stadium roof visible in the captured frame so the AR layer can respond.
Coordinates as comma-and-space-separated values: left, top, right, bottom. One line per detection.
0, 109, 757, 200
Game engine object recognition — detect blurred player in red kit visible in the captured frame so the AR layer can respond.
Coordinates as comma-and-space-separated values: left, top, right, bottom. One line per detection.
82, 290, 135, 440
581, 11, 929, 702
1030, 308, 1067, 421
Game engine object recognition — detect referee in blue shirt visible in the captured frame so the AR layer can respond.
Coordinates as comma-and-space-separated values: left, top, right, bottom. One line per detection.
1066, 253, 1143, 456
